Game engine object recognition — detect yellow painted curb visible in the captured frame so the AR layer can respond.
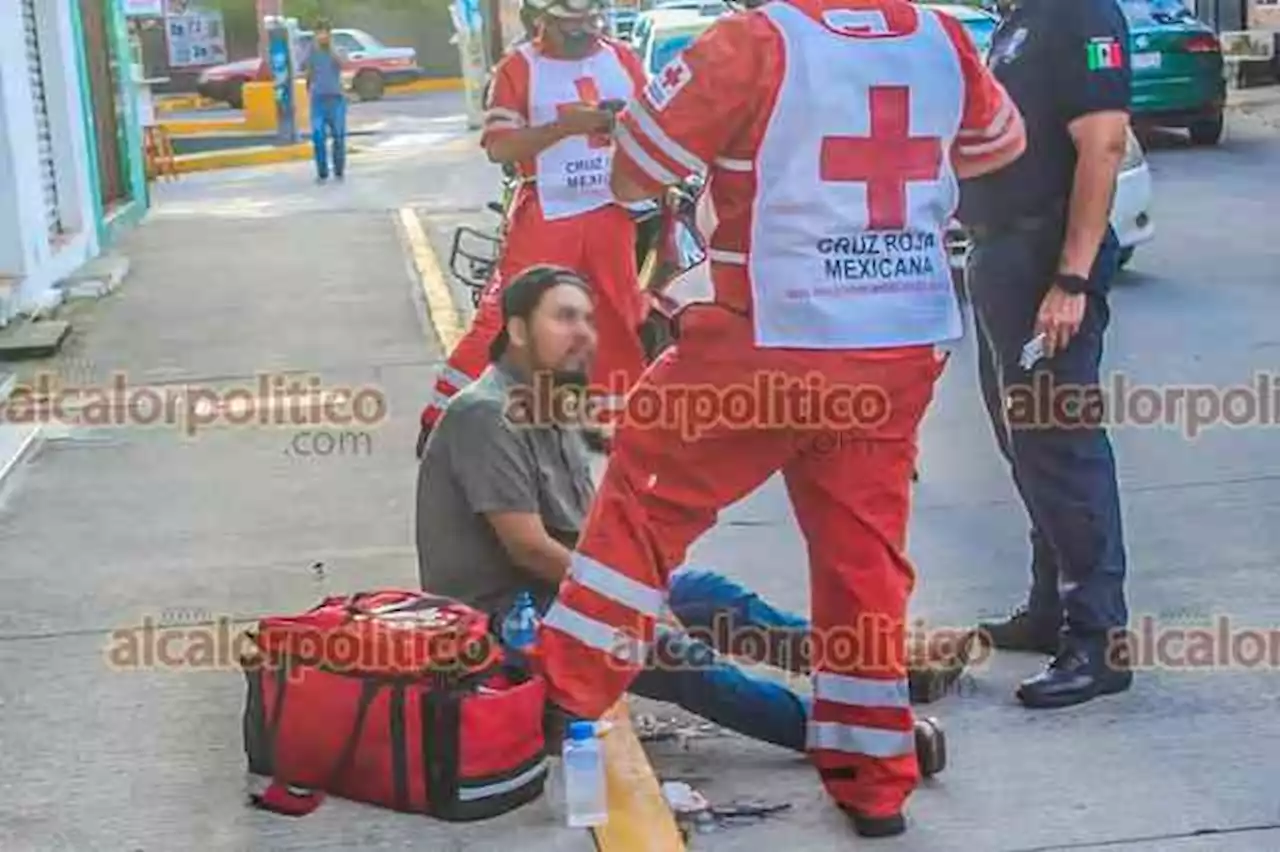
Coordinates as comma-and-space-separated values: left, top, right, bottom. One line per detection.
593, 701, 686, 851
386, 77, 464, 95
161, 117, 249, 135
173, 142, 313, 174
155, 94, 220, 113
398, 208, 467, 352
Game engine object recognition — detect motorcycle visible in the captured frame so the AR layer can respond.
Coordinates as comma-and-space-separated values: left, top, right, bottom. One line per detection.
445, 167, 705, 364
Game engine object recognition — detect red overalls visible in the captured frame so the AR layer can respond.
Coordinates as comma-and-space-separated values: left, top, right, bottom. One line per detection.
533, 0, 1023, 819
421, 36, 650, 431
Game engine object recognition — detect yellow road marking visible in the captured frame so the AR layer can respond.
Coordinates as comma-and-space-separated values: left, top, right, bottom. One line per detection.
172, 143, 313, 173
161, 118, 251, 135
397, 208, 466, 351
386, 77, 464, 95
593, 701, 686, 851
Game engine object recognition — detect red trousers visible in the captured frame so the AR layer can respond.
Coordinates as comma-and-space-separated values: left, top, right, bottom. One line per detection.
535, 306, 947, 818
421, 190, 647, 429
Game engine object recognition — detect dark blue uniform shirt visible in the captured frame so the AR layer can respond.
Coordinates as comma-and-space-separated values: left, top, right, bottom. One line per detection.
957, 0, 1132, 229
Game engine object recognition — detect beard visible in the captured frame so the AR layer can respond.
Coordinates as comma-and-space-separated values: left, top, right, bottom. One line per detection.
528, 336, 591, 388
558, 28, 597, 56
550, 367, 589, 389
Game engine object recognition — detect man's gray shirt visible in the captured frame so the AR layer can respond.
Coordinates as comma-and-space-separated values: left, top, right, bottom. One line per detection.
416, 362, 595, 616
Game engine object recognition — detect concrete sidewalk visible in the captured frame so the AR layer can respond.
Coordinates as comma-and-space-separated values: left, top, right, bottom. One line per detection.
0, 172, 593, 849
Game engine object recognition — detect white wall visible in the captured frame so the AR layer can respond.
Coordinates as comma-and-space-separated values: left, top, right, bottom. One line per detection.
0, 0, 100, 319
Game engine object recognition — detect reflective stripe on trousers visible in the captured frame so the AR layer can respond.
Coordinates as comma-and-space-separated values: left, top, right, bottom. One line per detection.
541, 551, 667, 666
807, 671, 914, 758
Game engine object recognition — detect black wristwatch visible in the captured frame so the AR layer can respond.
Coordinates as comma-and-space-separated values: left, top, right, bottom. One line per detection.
1056, 273, 1089, 294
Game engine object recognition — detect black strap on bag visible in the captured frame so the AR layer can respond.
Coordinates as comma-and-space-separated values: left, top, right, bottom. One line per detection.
389, 683, 410, 812
250, 678, 382, 816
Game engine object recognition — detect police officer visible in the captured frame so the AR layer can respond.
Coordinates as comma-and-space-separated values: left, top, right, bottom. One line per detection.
957, 0, 1133, 709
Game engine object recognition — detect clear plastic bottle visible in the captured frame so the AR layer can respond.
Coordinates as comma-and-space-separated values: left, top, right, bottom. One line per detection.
562, 720, 607, 827
500, 591, 539, 652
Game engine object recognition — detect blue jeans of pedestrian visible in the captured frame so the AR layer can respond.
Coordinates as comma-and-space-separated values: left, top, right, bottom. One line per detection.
311, 94, 346, 179
968, 218, 1129, 640
506, 568, 812, 752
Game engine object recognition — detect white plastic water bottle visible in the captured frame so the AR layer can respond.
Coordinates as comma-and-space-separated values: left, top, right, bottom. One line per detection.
562, 720, 607, 827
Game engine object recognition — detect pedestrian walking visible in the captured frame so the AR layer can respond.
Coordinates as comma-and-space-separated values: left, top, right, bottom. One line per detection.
304, 19, 347, 182
957, 0, 1135, 709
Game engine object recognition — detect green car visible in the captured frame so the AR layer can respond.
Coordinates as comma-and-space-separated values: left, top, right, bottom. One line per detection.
1120, 0, 1226, 145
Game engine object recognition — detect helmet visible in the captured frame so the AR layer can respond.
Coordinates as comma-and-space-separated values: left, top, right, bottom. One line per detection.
523, 0, 602, 19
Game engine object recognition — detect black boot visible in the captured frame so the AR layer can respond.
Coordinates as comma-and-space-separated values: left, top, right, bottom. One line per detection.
840, 806, 906, 838
1016, 635, 1133, 709
977, 605, 1060, 654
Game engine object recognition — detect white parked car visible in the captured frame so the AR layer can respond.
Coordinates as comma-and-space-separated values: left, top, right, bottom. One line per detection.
1112, 127, 1156, 268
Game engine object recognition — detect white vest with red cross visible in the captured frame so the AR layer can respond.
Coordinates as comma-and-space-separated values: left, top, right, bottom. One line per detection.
521, 43, 634, 221
749, 2, 965, 349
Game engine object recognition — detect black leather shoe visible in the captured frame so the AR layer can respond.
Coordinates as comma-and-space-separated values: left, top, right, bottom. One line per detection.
1016, 639, 1133, 709
841, 807, 906, 838
977, 605, 1060, 654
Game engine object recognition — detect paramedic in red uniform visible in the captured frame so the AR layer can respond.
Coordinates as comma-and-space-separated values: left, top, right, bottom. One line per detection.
534, 0, 1027, 837
417, 0, 651, 454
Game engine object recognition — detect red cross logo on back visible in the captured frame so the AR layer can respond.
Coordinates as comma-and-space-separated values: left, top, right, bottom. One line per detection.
819, 86, 942, 230
556, 76, 610, 149
661, 63, 685, 89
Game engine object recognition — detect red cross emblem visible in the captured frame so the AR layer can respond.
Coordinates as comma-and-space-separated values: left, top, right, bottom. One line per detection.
661, 63, 685, 89
556, 76, 610, 149
819, 86, 942, 231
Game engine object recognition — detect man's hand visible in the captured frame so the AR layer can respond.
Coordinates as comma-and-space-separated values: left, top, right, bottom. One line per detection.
557, 104, 615, 136
486, 512, 572, 585
1035, 285, 1087, 358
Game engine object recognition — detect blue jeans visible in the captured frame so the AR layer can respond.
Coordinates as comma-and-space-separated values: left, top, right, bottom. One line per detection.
311, 94, 347, 179
504, 568, 812, 752
630, 567, 812, 752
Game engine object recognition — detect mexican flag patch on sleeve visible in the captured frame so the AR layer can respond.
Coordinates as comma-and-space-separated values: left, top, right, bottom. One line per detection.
1087, 36, 1125, 70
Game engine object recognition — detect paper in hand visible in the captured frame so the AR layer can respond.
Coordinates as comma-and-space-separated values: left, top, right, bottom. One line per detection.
1020, 333, 1046, 370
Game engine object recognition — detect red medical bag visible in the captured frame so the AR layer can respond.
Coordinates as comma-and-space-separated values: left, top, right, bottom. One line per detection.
240, 589, 549, 821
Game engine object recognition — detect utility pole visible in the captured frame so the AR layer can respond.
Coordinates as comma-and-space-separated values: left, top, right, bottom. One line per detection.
486, 0, 505, 69
256, 0, 284, 60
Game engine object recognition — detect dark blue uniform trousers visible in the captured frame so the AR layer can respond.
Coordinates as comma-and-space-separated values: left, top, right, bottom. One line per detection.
967, 219, 1129, 639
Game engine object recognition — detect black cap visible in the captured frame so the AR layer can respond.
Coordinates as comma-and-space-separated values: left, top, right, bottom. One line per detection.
488, 265, 591, 362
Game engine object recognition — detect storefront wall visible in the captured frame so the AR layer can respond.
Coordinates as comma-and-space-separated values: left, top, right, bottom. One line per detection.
0, 0, 99, 321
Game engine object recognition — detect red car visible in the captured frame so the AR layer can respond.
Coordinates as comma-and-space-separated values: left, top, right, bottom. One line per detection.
196, 27, 423, 108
